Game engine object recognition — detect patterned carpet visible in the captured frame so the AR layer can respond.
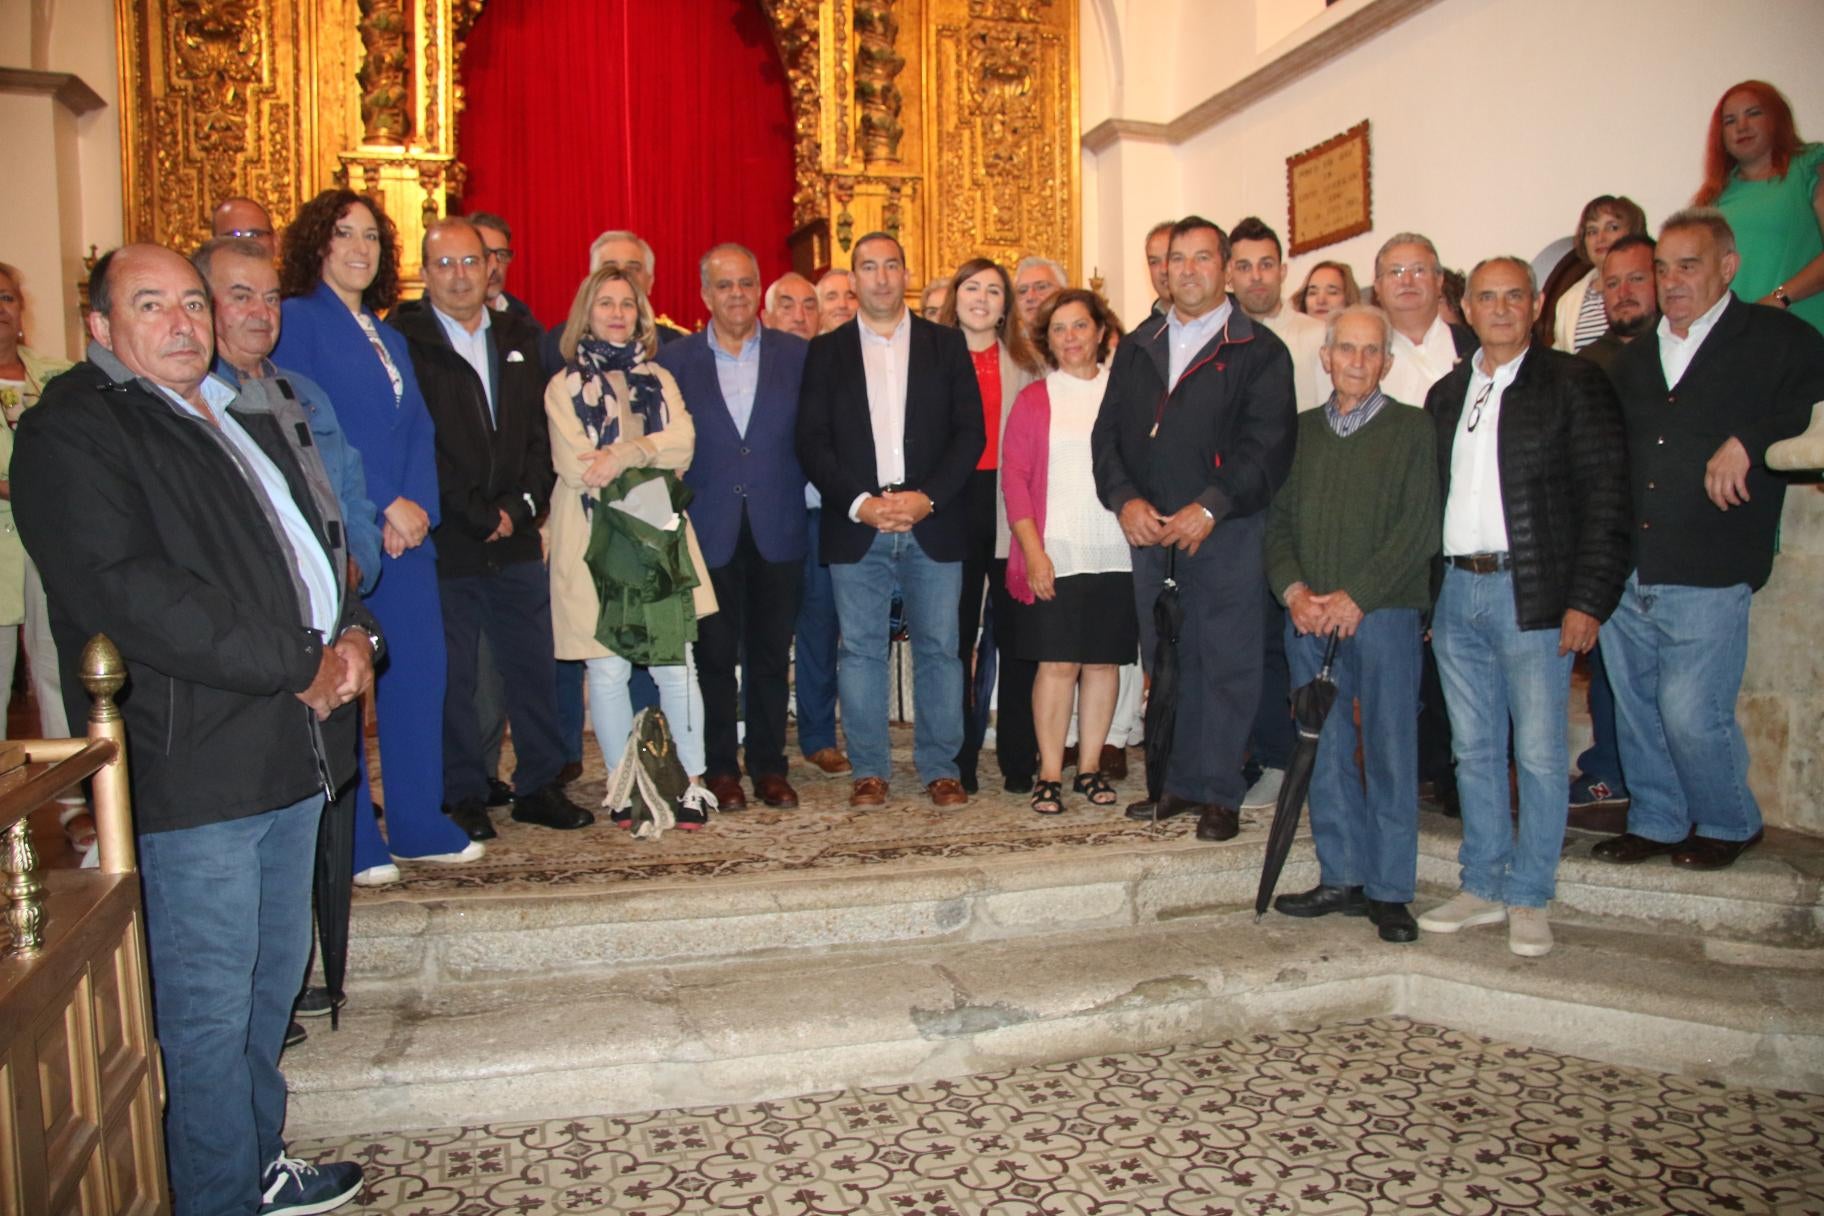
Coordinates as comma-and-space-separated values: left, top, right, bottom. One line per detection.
292, 1016, 1824, 1215
362, 731, 1227, 897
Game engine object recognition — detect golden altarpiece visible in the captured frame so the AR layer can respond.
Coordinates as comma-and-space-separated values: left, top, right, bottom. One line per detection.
115, 0, 1080, 293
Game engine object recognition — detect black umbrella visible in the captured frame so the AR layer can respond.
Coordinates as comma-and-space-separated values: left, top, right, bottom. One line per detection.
1255, 629, 1342, 919
308, 760, 362, 1031
1142, 549, 1184, 806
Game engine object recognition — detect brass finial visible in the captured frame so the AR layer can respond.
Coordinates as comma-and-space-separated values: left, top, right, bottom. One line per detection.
81, 634, 127, 723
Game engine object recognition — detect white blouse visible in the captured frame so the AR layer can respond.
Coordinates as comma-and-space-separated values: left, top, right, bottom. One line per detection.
1041, 365, 1129, 578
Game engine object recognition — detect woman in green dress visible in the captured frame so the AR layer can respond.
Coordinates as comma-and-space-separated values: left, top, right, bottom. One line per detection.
1696, 80, 1824, 335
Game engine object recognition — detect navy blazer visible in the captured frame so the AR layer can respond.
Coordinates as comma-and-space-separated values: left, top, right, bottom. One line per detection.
274, 281, 442, 542
656, 326, 809, 568
796, 313, 986, 565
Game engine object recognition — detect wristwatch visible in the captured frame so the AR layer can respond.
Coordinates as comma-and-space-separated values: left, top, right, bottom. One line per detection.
342, 624, 382, 656
1773, 284, 1792, 308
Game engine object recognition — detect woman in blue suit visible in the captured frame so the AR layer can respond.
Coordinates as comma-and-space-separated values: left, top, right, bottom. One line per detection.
276, 189, 480, 882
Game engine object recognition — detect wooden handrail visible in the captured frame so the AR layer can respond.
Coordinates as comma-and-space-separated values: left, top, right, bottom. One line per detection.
2, 635, 132, 957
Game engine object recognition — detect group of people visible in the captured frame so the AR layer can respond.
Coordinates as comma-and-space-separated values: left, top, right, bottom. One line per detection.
2, 74, 1821, 1216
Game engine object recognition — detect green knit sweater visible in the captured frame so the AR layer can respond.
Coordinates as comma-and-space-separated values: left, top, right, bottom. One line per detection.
1264, 401, 1440, 614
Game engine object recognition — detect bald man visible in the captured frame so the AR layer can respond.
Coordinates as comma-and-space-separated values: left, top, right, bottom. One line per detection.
211, 196, 278, 258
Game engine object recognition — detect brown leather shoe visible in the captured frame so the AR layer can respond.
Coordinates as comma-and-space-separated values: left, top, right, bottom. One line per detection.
805, 747, 853, 775
1590, 831, 1687, 865
1100, 744, 1128, 781
1195, 804, 1239, 841
926, 778, 968, 808
1671, 829, 1763, 871
706, 773, 747, 812
754, 773, 800, 808
849, 776, 889, 807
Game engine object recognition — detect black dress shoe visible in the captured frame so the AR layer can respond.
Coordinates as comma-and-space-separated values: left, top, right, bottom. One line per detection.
486, 778, 514, 808
1590, 831, 1687, 865
1273, 884, 1367, 918
1368, 900, 1419, 942
1126, 791, 1202, 821
959, 767, 980, 795
511, 783, 595, 830
1671, 829, 1763, 871
1195, 804, 1239, 841
447, 797, 497, 842
1003, 774, 1035, 795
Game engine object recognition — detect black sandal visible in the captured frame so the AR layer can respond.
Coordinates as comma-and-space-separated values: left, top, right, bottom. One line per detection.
1073, 771, 1119, 806
1031, 779, 1065, 816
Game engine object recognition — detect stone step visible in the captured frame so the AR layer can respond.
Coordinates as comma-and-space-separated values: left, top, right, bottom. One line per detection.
342, 812, 1822, 995
285, 905, 1824, 1140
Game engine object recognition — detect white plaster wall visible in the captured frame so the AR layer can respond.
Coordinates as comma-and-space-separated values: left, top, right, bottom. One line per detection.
1084, 0, 1824, 322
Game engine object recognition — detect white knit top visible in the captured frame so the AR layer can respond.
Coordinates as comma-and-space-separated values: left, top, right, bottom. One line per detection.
1042, 365, 1130, 578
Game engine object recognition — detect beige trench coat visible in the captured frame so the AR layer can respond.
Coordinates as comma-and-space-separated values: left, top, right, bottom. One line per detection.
544, 362, 717, 662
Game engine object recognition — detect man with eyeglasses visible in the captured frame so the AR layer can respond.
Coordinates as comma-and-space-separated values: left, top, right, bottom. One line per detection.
1417, 256, 1629, 959
210, 196, 278, 258
390, 218, 594, 841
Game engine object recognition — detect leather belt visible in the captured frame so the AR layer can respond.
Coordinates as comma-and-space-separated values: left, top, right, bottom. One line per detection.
1448, 552, 1512, 574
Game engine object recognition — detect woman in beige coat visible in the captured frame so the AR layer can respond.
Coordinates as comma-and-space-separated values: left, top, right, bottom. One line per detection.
546, 265, 719, 826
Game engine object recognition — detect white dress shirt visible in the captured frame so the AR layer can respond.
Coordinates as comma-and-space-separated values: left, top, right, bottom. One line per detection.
1443, 346, 1528, 557
1166, 299, 1230, 389
1657, 291, 1732, 389
1382, 313, 1462, 407
433, 303, 494, 422
850, 307, 912, 520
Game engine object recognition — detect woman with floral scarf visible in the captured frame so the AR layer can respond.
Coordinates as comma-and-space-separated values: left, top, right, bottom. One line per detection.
545, 265, 719, 827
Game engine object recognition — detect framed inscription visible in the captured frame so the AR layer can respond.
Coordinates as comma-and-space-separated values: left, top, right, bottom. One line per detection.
1287, 121, 1372, 257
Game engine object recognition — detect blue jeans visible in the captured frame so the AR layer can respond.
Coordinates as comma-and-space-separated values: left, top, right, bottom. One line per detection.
1431, 567, 1574, 908
139, 793, 324, 1216
829, 530, 963, 783
1603, 573, 1758, 843
1288, 609, 1422, 903
586, 648, 706, 777
795, 508, 841, 755
1573, 640, 1628, 794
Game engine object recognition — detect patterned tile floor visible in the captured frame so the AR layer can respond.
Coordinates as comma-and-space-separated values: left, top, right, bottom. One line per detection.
293, 1017, 1824, 1215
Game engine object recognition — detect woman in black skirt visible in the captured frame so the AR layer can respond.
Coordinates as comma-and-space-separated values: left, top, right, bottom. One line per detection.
1000, 289, 1139, 814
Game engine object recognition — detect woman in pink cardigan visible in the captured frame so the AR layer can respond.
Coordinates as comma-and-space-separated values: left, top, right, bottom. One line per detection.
1001, 289, 1138, 815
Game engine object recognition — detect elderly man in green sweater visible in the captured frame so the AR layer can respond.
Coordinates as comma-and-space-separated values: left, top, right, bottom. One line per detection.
1264, 304, 1441, 943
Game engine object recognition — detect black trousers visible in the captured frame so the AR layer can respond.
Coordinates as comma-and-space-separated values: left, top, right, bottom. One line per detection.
956, 470, 998, 780
701, 509, 805, 779
440, 560, 567, 803
989, 561, 1038, 782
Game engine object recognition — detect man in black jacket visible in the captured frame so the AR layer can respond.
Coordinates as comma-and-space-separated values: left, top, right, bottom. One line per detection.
1592, 210, 1824, 872
392, 218, 591, 840
13, 244, 374, 1215
1091, 215, 1297, 842
796, 231, 986, 809
1416, 257, 1630, 960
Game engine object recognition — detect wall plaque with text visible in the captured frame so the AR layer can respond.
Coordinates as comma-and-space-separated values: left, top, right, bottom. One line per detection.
1287, 121, 1372, 256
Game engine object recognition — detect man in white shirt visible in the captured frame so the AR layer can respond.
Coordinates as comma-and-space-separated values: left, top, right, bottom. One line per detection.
796, 232, 986, 808
1416, 257, 1630, 959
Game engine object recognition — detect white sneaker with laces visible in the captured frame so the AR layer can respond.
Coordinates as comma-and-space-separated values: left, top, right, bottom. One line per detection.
414, 840, 486, 864
351, 863, 400, 887
1417, 891, 1507, 934
1507, 905, 1554, 957
1242, 767, 1285, 811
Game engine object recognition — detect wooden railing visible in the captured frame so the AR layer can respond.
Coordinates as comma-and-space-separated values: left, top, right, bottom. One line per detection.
0, 634, 168, 1215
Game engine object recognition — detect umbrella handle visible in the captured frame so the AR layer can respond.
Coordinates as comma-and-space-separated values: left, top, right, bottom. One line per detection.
1319, 629, 1340, 674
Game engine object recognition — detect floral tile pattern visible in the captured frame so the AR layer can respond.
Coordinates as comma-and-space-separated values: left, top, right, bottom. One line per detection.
293, 1018, 1824, 1215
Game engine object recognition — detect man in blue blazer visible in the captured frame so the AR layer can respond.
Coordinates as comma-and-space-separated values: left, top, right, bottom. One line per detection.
657, 244, 810, 811
796, 232, 986, 809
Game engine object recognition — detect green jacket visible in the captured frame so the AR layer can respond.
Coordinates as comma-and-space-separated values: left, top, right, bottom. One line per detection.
584, 466, 701, 665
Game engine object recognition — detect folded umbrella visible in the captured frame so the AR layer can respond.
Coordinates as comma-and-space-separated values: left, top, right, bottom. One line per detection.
311, 778, 357, 1030
1142, 549, 1183, 806
1255, 629, 1342, 920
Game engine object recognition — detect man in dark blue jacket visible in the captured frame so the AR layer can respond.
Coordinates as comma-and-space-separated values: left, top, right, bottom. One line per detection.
14, 244, 374, 1215
658, 244, 809, 810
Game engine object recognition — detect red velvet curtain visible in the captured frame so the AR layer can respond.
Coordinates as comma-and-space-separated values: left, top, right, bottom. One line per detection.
458, 0, 797, 332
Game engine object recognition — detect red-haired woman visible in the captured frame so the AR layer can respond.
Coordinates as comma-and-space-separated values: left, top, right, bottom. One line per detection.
1696, 80, 1824, 335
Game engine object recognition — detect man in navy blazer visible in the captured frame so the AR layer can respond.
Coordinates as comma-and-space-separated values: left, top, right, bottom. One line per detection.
796, 232, 986, 809
657, 244, 810, 811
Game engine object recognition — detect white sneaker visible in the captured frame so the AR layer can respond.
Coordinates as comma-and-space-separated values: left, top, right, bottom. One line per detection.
1242, 767, 1285, 811
1508, 906, 1554, 957
413, 841, 486, 864
352, 863, 401, 887
1417, 891, 1507, 934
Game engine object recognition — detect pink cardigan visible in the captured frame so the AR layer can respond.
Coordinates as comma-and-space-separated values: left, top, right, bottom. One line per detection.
1000, 379, 1052, 604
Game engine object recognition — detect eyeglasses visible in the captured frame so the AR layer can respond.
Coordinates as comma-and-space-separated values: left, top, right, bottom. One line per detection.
1381, 264, 1435, 281
484, 247, 514, 263
428, 255, 484, 270
225, 227, 273, 239
1467, 381, 1494, 432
